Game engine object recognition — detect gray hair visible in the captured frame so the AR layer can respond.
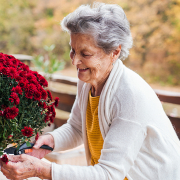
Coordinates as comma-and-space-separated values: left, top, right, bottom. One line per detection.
61, 2, 133, 60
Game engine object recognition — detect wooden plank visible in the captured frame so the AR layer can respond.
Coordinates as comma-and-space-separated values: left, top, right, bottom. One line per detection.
51, 78, 77, 86
50, 88, 76, 112
50, 74, 78, 86
154, 89, 180, 105
168, 116, 180, 139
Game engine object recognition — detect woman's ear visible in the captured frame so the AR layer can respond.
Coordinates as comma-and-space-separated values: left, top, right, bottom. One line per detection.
111, 45, 121, 63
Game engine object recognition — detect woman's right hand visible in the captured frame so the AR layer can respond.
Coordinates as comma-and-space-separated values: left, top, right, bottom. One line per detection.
27, 134, 55, 159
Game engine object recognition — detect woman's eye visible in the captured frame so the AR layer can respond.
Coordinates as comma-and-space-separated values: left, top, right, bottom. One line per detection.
82, 53, 91, 57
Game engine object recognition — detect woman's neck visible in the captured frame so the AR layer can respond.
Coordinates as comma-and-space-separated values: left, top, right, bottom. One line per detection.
91, 76, 109, 97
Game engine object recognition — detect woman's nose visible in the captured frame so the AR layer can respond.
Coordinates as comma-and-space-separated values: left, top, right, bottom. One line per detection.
71, 54, 82, 66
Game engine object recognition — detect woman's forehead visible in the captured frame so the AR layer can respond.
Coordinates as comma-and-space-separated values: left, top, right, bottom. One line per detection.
70, 34, 98, 51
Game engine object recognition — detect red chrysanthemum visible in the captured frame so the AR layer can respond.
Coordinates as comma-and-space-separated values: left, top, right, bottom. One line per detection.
50, 116, 54, 123
8, 134, 13, 139
44, 114, 49, 122
0, 110, 4, 116
7, 67, 17, 79
42, 102, 47, 109
1, 154, 9, 164
11, 58, 19, 66
0, 67, 8, 75
41, 89, 47, 100
47, 90, 53, 101
26, 72, 35, 82
35, 133, 39, 141
21, 64, 29, 72
25, 83, 37, 99
34, 90, 41, 101
38, 101, 43, 107
54, 97, 59, 107
4, 106, 19, 119
18, 70, 27, 78
38, 75, 48, 87
9, 92, 20, 105
11, 86, 23, 95
21, 126, 33, 137
18, 79, 28, 89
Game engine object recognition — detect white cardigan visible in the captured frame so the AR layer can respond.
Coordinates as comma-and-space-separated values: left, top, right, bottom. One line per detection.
48, 60, 180, 180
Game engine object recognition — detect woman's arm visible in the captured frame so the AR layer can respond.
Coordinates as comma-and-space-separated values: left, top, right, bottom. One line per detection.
50, 118, 146, 180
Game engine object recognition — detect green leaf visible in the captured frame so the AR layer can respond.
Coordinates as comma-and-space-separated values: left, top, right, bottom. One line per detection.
0, 151, 3, 156
26, 141, 31, 147
16, 144, 20, 151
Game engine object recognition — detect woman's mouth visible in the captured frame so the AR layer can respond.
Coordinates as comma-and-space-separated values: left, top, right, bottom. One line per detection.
78, 68, 89, 72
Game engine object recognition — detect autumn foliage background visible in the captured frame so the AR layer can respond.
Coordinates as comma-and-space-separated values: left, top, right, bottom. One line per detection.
0, 0, 180, 86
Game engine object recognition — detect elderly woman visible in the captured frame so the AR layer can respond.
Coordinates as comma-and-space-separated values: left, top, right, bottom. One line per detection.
1, 3, 180, 180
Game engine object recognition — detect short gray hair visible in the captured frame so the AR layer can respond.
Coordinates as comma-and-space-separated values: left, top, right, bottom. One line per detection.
61, 3, 133, 60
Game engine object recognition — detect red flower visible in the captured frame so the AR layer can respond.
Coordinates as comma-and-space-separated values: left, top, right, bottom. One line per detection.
34, 90, 41, 101
41, 89, 47, 100
44, 114, 49, 122
0, 67, 8, 75
11, 86, 23, 95
19, 70, 27, 78
35, 133, 39, 141
54, 97, 59, 107
21, 126, 33, 137
25, 83, 37, 99
9, 92, 20, 105
42, 102, 47, 109
11, 58, 19, 66
1, 154, 9, 164
21, 64, 29, 72
8, 134, 13, 139
26, 73, 35, 82
38, 75, 48, 87
7, 67, 17, 79
0, 110, 4, 116
47, 90, 52, 101
4, 106, 19, 119
38, 101, 43, 107
50, 116, 54, 123
18, 79, 28, 89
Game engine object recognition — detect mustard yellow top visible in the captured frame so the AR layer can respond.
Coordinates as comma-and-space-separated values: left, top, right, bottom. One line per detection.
86, 91, 103, 165
86, 91, 128, 180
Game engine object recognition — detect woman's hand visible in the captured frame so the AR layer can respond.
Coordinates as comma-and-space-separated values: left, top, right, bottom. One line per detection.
28, 134, 55, 159
0, 154, 51, 180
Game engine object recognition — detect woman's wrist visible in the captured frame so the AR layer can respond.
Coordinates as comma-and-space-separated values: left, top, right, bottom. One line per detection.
36, 160, 52, 180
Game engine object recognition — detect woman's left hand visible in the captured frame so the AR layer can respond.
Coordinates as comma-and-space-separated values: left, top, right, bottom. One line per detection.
0, 154, 51, 180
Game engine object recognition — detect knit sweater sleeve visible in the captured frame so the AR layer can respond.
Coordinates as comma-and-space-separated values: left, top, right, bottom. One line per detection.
51, 117, 146, 180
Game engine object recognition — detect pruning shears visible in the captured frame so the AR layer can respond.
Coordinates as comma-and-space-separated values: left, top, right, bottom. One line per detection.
4, 142, 53, 155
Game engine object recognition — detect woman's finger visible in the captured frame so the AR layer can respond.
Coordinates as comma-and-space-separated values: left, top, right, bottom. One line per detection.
33, 134, 54, 149
27, 148, 51, 159
7, 154, 23, 162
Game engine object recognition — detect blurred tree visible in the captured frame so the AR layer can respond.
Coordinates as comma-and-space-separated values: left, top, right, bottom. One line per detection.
0, 0, 37, 54
0, 0, 179, 85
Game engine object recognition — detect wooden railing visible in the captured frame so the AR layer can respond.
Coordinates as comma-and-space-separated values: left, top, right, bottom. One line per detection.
154, 89, 180, 139
48, 75, 180, 139
49, 75, 77, 129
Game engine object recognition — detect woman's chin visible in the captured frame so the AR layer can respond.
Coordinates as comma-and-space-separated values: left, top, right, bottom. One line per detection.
78, 74, 89, 83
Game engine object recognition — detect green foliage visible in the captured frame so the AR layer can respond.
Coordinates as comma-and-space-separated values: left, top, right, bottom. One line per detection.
0, 0, 180, 86
0, 0, 36, 54
0, 75, 48, 152
32, 44, 65, 79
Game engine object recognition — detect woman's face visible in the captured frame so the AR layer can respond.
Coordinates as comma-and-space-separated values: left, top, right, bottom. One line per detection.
69, 33, 114, 86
